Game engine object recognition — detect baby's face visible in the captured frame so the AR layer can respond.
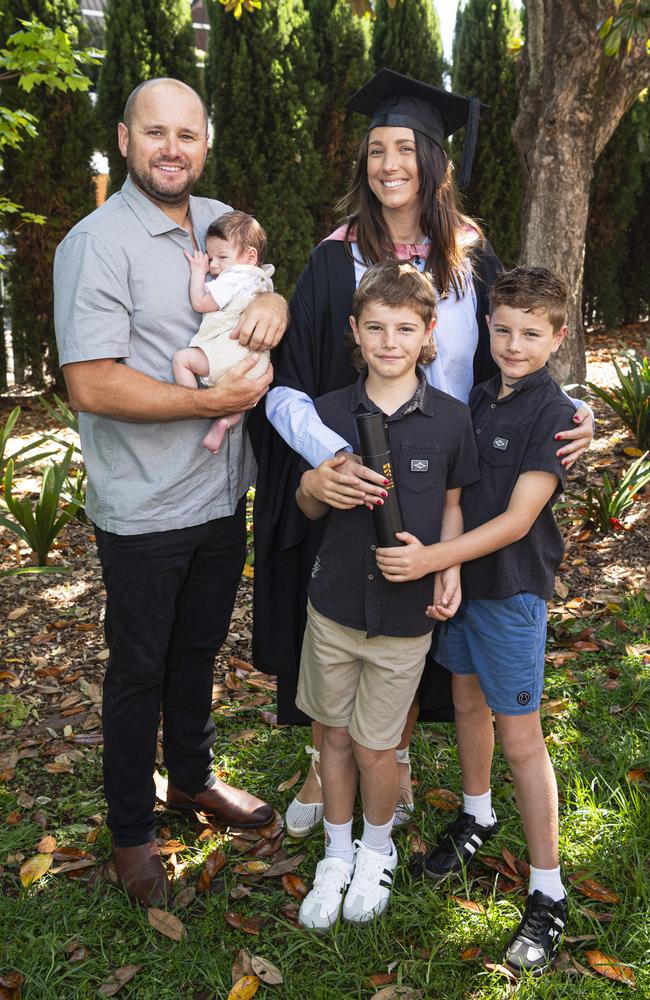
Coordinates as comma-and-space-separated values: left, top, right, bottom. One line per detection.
205, 236, 255, 277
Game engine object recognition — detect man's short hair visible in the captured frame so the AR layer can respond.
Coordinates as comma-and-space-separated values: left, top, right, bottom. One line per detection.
206, 211, 267, 265
348, 260, 437, 371
123, 78, 209, 132
489, 266, 568, 332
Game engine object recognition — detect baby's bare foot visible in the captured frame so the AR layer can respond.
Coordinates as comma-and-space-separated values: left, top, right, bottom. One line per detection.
202, 418, 230, 454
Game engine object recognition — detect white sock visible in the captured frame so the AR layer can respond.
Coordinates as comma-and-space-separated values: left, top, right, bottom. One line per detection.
361, 815, 394, 855
529, 865, 566, 902
324, 818, 354, 864
463, 789, 494, 826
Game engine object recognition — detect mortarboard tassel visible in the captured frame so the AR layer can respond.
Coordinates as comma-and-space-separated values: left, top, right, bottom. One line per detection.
458, 97, 482, 188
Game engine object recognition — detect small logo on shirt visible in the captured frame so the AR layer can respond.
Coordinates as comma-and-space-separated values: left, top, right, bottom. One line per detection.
516, 690, 531, 706
410, 459, 429, 472
492, 437, 509, 451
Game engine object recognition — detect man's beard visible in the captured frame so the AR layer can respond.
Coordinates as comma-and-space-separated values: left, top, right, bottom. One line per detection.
127, 155, 200, 207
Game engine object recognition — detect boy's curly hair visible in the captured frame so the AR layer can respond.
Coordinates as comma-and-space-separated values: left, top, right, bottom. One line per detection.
347, 261, 437, 372
489, 266, 568, 332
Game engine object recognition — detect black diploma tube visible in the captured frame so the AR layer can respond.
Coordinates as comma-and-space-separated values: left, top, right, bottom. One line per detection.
355, 411, 404, 547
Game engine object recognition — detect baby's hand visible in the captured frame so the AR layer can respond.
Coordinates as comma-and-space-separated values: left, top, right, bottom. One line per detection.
184, 249, 210, 274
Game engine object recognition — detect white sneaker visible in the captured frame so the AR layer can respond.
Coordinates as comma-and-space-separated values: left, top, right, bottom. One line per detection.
342, 840, 398, 923
298, 856, 354, 930
285, 745, 324, 838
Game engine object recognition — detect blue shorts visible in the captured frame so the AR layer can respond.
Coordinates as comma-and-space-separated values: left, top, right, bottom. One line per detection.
436, 593, 548, 716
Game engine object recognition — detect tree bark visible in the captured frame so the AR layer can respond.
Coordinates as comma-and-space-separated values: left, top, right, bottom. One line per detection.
514, 0, 650, 385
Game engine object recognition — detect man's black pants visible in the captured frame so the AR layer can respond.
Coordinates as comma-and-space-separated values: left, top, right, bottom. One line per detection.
95, 500, 246, 847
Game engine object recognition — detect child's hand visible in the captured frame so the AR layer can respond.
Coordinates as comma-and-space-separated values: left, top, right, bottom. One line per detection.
376, 531, 432, 582
426, 568, 461, 620
184, 249, 210, 274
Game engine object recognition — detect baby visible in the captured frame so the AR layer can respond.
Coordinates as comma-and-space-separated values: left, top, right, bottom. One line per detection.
173, 210, 274, 453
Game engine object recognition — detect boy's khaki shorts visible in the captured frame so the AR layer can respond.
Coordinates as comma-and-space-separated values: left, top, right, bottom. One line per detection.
296, 602, 432, 750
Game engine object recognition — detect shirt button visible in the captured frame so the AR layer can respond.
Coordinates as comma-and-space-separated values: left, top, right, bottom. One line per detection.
370, 544, 376, 551
490, 402, 497, 409
368, 573, 375, 581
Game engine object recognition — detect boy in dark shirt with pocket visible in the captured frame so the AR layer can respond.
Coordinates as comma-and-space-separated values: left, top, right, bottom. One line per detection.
295, 261, 479, 931
376, 266, 574, 976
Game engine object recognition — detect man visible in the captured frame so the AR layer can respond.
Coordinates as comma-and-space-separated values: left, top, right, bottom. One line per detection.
54, 78, 287, 906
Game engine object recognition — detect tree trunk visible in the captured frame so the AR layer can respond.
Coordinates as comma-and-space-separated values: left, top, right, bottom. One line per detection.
514, 0, 650, 385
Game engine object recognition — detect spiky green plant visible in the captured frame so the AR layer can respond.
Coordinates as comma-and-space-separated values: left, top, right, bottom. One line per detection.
588, 351, 650, 449
570, 451, 650, 533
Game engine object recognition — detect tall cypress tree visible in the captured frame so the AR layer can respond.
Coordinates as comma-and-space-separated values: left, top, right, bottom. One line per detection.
372, 0, 444, 85
306, 0, 371, 239
97, 0, 199, 191
205, 0, 321, 294
451, 0, 522, 265
583, 95, 650, 329
1, 0, 96, 387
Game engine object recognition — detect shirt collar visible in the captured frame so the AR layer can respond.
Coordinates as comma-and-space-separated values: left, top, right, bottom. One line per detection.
480, 365, 552, 402
349, 367, 434, 418
121, 175, 192, 237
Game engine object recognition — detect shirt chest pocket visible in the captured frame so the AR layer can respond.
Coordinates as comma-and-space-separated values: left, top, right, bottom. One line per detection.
481, 426, 518, 468
397, 440, 442, 494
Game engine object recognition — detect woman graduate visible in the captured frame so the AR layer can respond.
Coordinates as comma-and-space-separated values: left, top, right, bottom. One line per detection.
250, 69, 593, 837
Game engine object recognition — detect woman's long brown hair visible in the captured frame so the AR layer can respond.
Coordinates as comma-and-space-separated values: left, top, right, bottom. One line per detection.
336, 131, 484, 299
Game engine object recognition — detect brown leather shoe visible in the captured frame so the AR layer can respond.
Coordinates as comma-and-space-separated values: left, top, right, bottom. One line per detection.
166, 777, 273, 828
113, 840, 172, 907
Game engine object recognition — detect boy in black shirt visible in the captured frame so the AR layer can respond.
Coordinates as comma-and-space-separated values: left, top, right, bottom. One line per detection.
377, 266, 573, 975
295, 261, 479, 930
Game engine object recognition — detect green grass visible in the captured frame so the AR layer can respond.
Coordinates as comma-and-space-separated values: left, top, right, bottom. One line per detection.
1, 597, 649, 999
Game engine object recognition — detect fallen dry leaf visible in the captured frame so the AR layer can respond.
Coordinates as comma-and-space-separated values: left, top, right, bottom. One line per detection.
158, 839, 190, 856
250, 955, 283, 985
36, 835, 56, 854
173, 885, 196, 909
19, 852, 53, 887
147, 908, 186, 942
233, 860, 269, 876
541, 698, 570, 716
7, 606, 29, 621
568, 872, 620, 903
424, 788, 461, 811
224, 912, 269, 935
367, 972, 397, 987
370, 988, 423, 1000
626, 767, 648, 782
230, 885, 253, 900
277, 770, 301, 792
261, 853, 305, 878
231, 948, 253, 984
97, 964, 142, 997
281, 873, 308, 899
67, 945, 91, 963
482, 961, 519, 982
50, 859, 96, 876
584, 950, 636, 986
501, 846, 530, 879
460, 946, 482, 961
450, 896, 485, 914
52, 846, 92, 861
227, 976, 259, 1000
259, 710, 278, 725
0, 970, 25, 1000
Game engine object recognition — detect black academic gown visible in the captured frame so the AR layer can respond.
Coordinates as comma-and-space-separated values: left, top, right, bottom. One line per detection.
249, 238, 502, 725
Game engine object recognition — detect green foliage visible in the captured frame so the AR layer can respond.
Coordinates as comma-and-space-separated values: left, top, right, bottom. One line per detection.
0, 445, 80, 565
96, 0, 200, 191
570, 451, 650, 533
39, 392, 80, 436
372, 0, 444, 84
0, 406, 55, 476
205, 0, 322, 294
1, 1, 97, 389
597, 1, 650, 57
305, 0, 371, 239
0, 16, 99, 93
583, 95, 650, 328
451, 0, 522, 265
588, 350, 650, 449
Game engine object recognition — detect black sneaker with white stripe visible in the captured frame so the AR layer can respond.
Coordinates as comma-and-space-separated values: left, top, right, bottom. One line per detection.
423, 809, 497, 882
504, 890, 567, 976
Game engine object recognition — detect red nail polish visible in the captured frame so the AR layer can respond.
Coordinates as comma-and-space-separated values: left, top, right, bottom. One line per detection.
383, 479, 390, 486
377, 498, 384, 505
381, 491, 388, 498
554, 434, 561, 440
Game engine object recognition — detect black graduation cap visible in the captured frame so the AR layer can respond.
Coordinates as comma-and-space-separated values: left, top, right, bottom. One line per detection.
346, 68, 485, 188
